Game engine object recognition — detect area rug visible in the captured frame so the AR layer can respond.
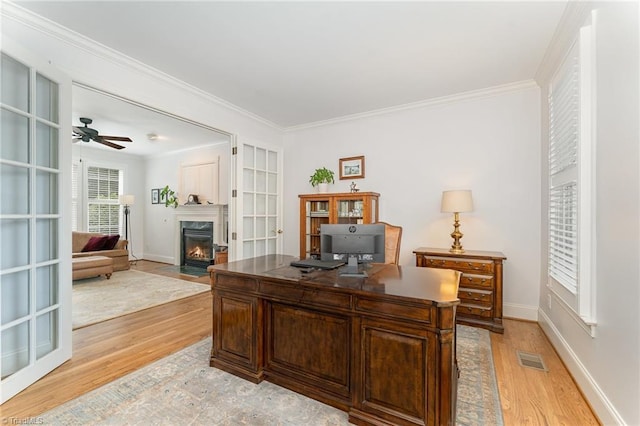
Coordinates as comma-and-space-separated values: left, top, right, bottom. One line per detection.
72, 270, 210, 329
40, 325, 503, 425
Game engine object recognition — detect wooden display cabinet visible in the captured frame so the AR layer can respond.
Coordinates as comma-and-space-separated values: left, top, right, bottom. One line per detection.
299, 192, 380, 259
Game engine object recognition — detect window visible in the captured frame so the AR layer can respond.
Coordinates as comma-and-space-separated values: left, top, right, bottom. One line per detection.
86, 166, 122, 234
547, 25, 595, 325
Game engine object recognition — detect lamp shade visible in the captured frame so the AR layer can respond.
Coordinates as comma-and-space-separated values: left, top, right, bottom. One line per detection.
441, 190, 473, 213
119, 194, 135, 206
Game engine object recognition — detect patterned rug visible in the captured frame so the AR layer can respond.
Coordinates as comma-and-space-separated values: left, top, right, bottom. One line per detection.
72, 270, 210, 329
40, 325, 503, 425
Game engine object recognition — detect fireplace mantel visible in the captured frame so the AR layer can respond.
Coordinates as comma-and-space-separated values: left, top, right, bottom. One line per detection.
173, 204, 227, 265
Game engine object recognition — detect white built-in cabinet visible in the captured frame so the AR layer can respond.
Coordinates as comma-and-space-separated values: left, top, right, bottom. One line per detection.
179, 158, 220, 205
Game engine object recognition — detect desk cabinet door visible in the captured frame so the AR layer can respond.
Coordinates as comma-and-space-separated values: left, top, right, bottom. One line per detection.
353, 318, 437, 425
266, 303, 351, 400
213, 291, 263, 379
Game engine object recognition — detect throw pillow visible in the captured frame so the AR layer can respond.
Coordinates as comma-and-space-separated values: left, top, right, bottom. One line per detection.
82, 235, 108, 252
102, 234, 120, 250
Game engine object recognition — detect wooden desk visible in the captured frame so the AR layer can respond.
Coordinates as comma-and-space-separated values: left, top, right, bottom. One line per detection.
208, 255, 461, 426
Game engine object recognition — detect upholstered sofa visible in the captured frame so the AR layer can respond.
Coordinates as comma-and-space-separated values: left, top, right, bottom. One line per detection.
72, 231, 130, 271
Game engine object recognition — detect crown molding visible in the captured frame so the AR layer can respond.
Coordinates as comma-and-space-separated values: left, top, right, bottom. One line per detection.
535, 2, 594, 86
285, 80, 539, 132
1, 1, 283, 132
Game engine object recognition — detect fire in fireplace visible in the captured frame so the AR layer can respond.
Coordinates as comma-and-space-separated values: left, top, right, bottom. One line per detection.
181, 221, 214, 269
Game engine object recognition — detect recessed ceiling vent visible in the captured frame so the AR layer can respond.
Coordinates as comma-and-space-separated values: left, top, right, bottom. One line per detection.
516, 350, 548, 372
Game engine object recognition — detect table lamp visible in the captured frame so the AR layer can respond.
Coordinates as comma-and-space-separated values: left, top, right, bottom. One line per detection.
441, 190, 473, 254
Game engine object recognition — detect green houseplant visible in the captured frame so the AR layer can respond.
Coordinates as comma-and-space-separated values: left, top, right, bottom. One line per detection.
309, 167, 335, 192
160, 185, 179, 208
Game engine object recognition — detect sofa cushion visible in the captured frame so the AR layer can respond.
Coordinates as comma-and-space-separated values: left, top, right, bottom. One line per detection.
102, 234, 120, 250
82, 236, 108, 252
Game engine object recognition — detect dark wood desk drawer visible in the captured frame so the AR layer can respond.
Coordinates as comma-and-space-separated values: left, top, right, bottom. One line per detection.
355, 296, 434, 324
215, 273, 258, 292
260, 280, 352, 310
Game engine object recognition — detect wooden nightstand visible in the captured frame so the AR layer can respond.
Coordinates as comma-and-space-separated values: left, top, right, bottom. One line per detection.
413, 247, 506, 333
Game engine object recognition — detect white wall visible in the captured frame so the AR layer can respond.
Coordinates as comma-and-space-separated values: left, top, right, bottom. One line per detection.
537, 3, 640, 425
144, 143, 230, 264
283, 85, 542, 320
71, 144, 146, 260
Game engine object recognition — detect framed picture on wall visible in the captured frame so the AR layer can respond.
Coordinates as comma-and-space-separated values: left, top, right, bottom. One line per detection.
339, 156, 365, 180
151, 188, 159, 204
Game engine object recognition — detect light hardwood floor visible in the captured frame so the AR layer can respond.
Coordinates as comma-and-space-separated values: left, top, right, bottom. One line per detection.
1, 260, 600, 425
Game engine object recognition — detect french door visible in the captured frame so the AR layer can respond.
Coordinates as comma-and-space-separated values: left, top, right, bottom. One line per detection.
231, 138, 283, 260
0, 40, 72, 403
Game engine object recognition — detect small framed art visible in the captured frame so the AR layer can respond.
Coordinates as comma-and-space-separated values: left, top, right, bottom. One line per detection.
339, 155, 365, 180
151, 188, 159, 204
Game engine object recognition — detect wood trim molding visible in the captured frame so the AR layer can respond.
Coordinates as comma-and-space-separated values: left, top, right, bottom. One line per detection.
286, 80, 539, 132
535, 2, 594, 86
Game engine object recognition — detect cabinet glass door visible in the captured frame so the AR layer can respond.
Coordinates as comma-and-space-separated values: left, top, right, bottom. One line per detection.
336, 198, 365, 224
305, 199, 329, 258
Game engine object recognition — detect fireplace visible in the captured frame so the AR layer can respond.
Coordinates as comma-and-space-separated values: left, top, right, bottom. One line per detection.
181, 221, 214, 269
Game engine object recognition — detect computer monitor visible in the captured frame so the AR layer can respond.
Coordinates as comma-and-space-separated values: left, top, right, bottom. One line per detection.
320, 224, 385, 266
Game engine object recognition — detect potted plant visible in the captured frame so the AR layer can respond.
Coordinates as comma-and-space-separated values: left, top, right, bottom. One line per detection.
309, 167, 335, 193
160, 185, 179, 208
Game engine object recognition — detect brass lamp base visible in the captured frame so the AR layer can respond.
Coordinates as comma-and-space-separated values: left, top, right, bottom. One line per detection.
449, 212, 465, 254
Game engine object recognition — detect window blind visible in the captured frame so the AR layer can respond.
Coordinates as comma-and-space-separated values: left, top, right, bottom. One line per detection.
548, 41, 579, 294
86, 166, 121, 234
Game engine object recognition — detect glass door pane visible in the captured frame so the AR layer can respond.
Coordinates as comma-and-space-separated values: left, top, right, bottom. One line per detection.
0, 48, 71, 403
238, 141, 281, 259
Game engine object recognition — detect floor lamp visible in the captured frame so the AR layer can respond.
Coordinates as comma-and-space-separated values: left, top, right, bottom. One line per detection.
119, 194, 135, 242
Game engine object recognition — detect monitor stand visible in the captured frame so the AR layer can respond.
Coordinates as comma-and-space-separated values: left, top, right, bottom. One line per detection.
339, 255, 368, 278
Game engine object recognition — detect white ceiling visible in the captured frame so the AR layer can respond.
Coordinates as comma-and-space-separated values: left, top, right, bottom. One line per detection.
71, 85, 230, 156
13, 1, 567, 153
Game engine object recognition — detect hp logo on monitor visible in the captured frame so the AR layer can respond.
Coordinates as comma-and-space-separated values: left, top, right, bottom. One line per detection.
348, 226, 357, 233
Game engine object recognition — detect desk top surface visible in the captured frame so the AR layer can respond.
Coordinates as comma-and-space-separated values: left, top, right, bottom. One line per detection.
209, 254, 460, 305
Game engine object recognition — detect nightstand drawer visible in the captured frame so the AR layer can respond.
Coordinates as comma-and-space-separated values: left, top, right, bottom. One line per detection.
458, 304, 493, 318
421, 256, 494, 274
459, 273, 494, 289
459, 288, 492, 305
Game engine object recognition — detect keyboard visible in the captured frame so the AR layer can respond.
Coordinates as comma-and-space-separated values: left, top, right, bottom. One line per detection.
290, 259, 345, 270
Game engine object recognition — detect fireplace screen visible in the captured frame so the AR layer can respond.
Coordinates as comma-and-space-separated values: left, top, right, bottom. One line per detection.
181, 221, 214, 268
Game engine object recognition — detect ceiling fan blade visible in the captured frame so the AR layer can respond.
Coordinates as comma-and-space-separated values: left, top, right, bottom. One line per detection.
73, 126, 88, 136
94, 138, 126, 150
72, 137, 81, 143
99, 135, 132, 142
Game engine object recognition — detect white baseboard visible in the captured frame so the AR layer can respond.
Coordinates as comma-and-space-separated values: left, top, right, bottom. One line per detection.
503, 302, 538, 321
538, 309, 624, 425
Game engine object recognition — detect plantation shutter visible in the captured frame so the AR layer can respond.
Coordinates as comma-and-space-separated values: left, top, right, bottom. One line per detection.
548, 41, 579, 294
87, 166, 121, 234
